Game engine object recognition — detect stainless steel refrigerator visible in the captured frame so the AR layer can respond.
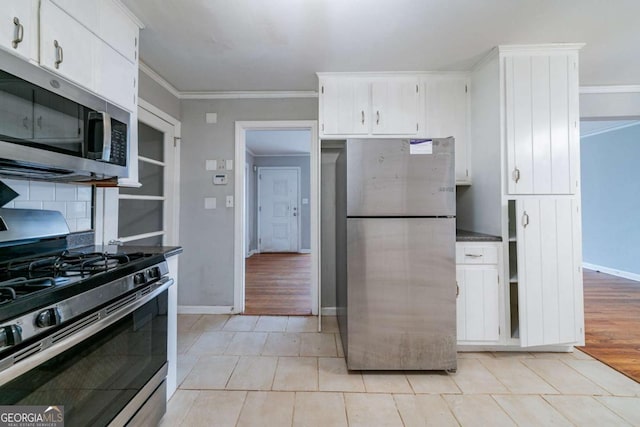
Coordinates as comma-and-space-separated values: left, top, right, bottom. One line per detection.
335, 137, 457, 371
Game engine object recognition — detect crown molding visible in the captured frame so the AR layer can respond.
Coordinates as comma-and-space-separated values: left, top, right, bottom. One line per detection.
498, 43, 586, 54
179, 91, 318, 99
139, 61, 181, 98
580, 120, 640, 138
111, 0, 145, 29
580, 85, 640, 94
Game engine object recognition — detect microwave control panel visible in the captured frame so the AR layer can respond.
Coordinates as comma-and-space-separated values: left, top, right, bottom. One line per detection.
110, 122, 128, 166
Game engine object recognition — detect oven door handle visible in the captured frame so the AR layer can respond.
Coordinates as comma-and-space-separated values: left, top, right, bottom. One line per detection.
0, 277, 174, 386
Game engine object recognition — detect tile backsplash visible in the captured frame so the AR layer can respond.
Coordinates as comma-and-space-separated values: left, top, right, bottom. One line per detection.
1, 179, 93, 232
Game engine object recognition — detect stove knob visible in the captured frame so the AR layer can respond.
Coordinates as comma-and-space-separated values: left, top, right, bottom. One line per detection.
36, 308, 62, 328
134, 273, 146, 286
0, 325, 22, 347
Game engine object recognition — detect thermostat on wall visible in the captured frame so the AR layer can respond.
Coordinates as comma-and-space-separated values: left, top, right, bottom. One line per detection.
213, 174, 228, 185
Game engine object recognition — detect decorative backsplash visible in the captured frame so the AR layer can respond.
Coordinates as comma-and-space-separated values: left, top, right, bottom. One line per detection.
0, 179, 93, 232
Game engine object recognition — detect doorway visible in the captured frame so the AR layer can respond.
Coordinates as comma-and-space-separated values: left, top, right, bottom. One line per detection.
234, 121, 320, 321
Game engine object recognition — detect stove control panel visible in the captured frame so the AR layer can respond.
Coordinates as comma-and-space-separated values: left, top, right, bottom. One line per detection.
133, 267, 161, 286
36, 308, 62, 328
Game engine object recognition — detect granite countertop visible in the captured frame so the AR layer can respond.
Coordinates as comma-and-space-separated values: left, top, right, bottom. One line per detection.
102, 245, 183, 258
456, 229, 502, 242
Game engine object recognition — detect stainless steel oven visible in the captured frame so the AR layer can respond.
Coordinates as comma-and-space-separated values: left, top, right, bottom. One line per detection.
0, 209, 176, 426
0, 276, 173, 426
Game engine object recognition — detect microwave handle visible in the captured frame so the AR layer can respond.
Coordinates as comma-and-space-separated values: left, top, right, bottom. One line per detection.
98, 111, 112, 162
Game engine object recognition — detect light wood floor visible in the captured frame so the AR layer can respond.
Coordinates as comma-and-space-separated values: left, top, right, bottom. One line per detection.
244, 253, 311, 316
578, 269, 640, 383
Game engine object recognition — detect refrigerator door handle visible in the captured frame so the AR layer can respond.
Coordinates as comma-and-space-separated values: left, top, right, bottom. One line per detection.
522, 211, 530, 228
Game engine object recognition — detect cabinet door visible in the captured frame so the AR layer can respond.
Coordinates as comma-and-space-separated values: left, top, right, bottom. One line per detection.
371, 78, 420, 135
516, 198, 582, 347
96, 42, 137, 111
456, 266, 500, 342
0, 0, 36, 60
98, 0, 138, 63
320, 77, 369, 136
40, 0, 97, 91
505, 54, 579, 195
425, 76, 469, 183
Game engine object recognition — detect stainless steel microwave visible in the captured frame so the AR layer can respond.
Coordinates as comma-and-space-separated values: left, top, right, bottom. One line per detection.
0, 49, 130, 182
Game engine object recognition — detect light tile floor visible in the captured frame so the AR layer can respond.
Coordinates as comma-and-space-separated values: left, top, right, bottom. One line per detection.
162, 315, 640, 426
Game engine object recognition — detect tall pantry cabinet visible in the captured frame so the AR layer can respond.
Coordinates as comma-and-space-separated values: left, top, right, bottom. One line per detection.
460, 44, 585, 349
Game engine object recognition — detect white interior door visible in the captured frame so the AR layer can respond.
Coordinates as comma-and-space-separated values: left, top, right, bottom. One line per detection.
258, 167, 299, 252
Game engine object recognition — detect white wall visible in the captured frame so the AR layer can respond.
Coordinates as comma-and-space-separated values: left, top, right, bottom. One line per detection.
2, 179, 92, 232
178, 98, 317, 307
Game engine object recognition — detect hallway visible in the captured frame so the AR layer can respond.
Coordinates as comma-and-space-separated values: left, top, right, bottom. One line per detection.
244, 253, 312, 315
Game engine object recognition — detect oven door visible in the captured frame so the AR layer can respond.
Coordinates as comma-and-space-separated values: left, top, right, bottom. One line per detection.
0, 278, 172, 426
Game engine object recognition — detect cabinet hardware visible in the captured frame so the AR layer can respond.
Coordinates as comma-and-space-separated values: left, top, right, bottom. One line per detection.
456, 283, 459, 297
361, 110, 365, 125
54, 40, 64, 69
37, 116, 42, 129
465, 84, 468, 93
512, 167, 521, 183
376, 110, 380, 125
416, 84, 418, 93
522, 211, 529, 228
321, 86, 324, 94
465, 254, 483, 258
12, 17, 24, 48
416, 123, 418, 131
22, 117, 29, 129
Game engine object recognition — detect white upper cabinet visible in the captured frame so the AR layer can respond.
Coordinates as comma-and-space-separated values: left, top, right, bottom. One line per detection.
320, 76, 369, 135
370, 77, 420, 135
425, 75, 470, 184
95, 41, 137, 112
40, 0, 97, 91
514, 198, 583, 347
318, 73, 422, 138
504, 49, 580, 195
1, 1, 38, 61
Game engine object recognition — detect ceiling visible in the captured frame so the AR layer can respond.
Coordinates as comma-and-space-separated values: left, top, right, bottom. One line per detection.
121, 0, 640, 92
246, 130, 311, 155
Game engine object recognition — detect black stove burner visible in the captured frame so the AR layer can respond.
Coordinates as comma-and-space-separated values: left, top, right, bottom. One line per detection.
6, 251, 145, 278
0, 277, 64, 304
0, 251, 147, 304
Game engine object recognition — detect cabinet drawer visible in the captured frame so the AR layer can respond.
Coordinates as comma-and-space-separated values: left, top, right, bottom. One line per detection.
456, 244, 498, 264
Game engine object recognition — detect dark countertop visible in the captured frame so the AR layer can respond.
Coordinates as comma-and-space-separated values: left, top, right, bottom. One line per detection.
456, 229, 502, 242
104, 245, 183, 258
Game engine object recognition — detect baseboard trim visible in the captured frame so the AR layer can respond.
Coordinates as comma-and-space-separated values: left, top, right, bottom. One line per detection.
299, 249, 312, 254
178, 305, 236, 314
583, 262, 640, 282
321, 307, 337, 316
457, 344, 575, 352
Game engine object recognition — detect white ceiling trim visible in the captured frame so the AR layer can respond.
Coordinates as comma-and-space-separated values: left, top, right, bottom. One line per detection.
179, 91, 318, 99
112, 0, 145, 28
580, 121, 640, 138
139, 61, 181, 98
580, 85, 640, 94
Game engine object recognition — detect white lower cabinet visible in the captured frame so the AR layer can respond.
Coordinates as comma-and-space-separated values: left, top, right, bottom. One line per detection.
456, 242, 501, 343
510, 198, 583, 347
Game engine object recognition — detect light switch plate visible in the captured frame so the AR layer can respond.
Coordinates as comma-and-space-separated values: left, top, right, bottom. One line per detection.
218, 159, 226, 170
225, 159, 233, 170
206, 160, 217, 170
302, 198, 309, 205
205, 113, 217, 124
226, 195, 234, 208
204, 197, 216, 209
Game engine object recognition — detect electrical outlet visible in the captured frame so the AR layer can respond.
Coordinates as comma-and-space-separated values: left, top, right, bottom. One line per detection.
225, 159, 233, 170
226, 195, 234, 208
